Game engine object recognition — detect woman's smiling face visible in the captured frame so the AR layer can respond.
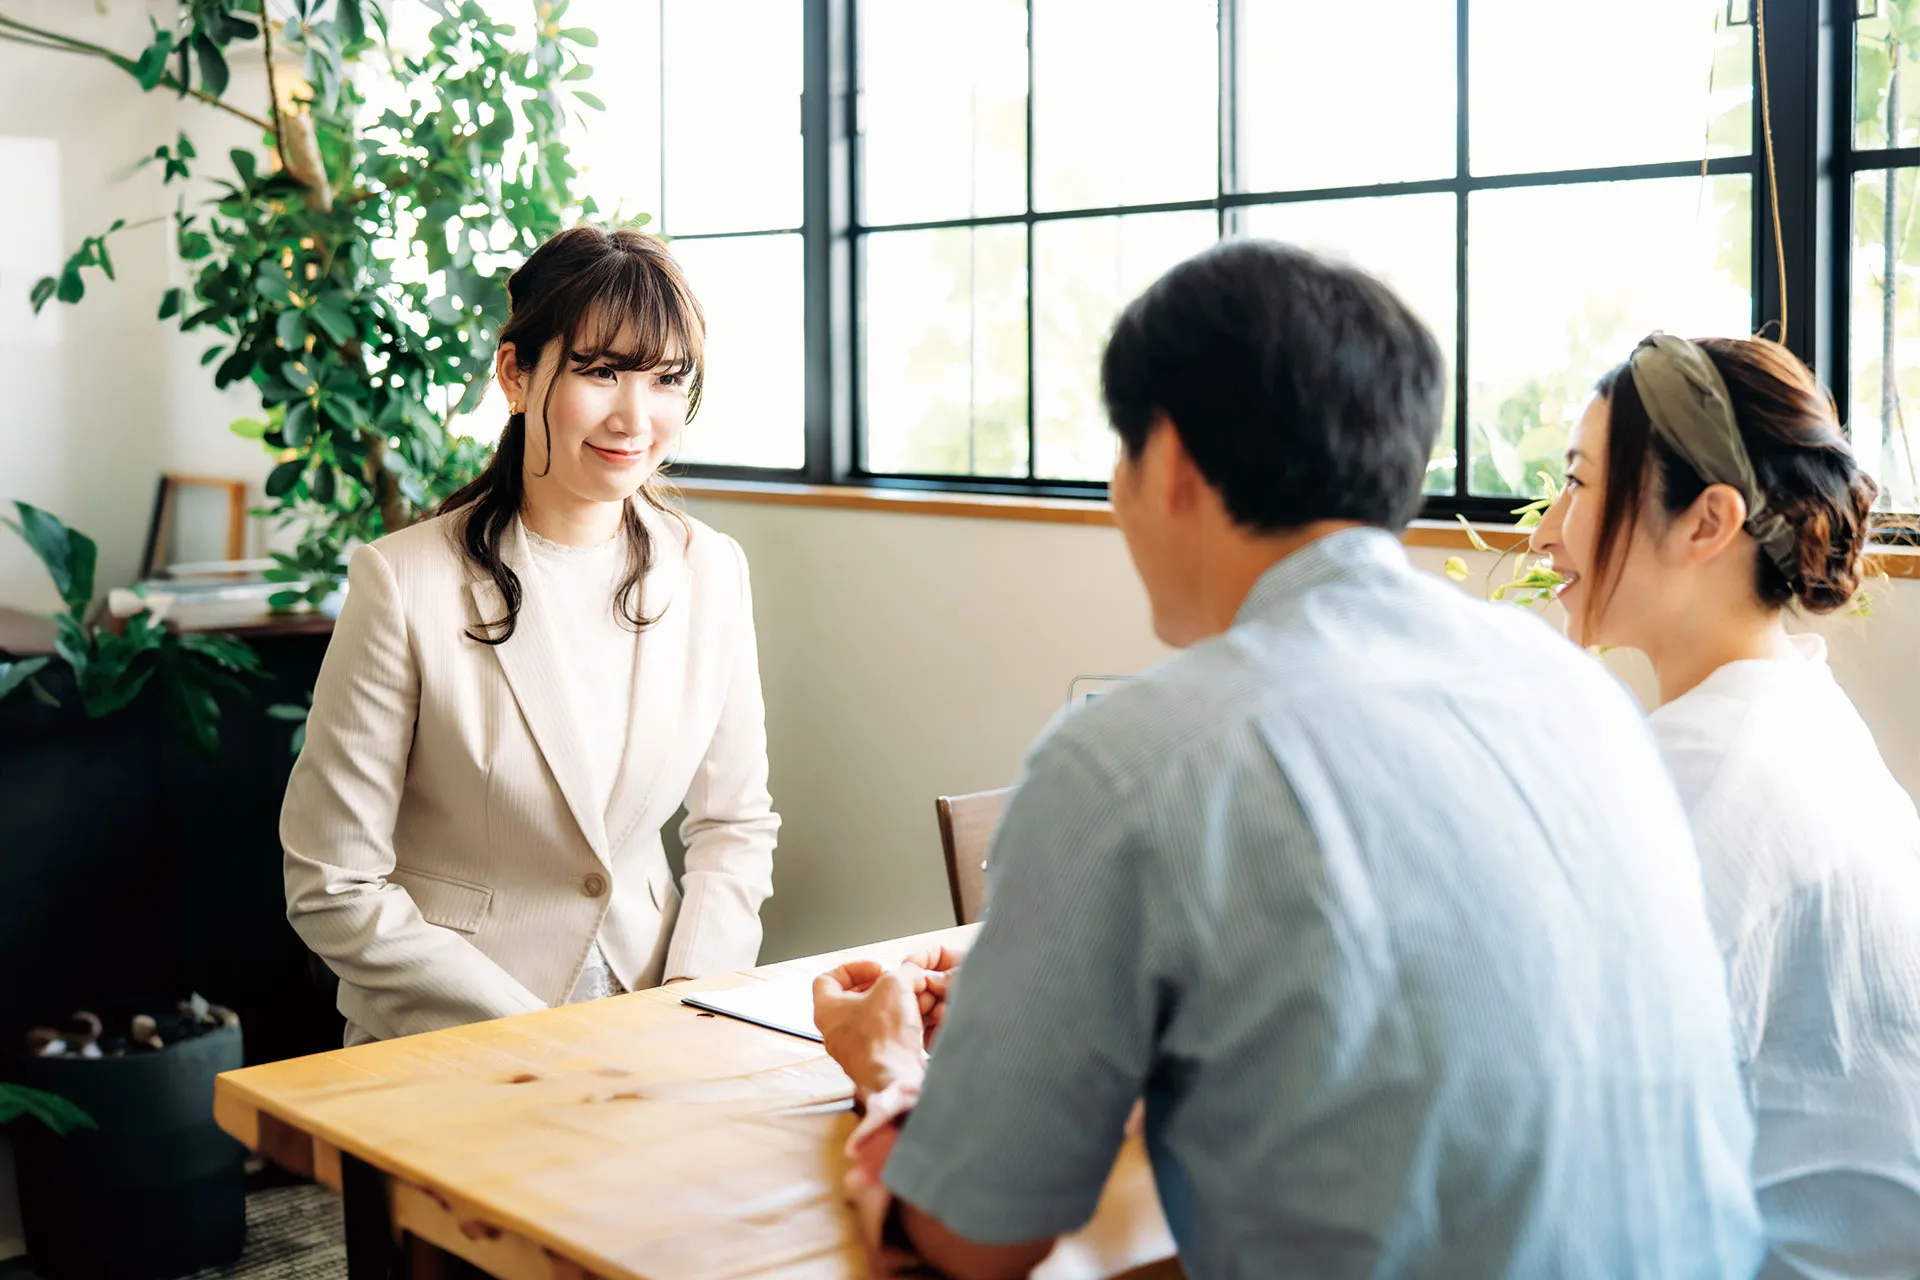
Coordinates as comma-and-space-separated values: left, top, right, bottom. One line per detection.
1528, 393, 1672, 649
501, 317, 693, 507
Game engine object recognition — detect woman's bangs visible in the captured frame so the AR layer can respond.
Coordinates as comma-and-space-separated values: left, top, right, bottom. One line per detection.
562, 256, 704, 378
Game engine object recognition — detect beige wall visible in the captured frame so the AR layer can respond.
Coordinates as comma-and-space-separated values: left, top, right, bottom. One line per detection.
685, 496, 1920, 966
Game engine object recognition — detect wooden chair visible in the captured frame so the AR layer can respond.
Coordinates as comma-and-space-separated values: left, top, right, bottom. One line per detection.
934, 786, 1012, 925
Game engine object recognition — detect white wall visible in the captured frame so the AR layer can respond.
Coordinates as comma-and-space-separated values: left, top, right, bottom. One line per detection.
684, 496, 1920, 965
1, 0, 273, 611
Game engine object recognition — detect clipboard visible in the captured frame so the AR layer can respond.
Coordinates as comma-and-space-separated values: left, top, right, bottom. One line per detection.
680, 977, 823, 1043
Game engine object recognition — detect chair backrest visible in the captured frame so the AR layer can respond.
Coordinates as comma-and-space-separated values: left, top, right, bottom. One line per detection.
934, 787, 1013, 926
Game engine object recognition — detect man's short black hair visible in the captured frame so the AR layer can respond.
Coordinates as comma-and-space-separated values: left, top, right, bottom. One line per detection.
1100, 239, 1445, 532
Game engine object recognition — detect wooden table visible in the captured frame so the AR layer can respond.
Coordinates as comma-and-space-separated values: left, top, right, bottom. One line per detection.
215, 927, 1179, 1280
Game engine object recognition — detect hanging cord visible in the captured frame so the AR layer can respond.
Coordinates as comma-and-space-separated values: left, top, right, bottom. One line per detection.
1756, 0, 1789, 344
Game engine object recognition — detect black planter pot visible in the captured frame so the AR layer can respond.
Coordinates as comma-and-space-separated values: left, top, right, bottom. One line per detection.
10, 1022, 246, 1280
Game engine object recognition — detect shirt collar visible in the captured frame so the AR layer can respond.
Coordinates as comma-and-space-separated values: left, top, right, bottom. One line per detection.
1235, 526, 1410, 626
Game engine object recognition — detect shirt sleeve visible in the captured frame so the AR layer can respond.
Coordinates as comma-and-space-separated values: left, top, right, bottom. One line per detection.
882, 734, 1165, 1244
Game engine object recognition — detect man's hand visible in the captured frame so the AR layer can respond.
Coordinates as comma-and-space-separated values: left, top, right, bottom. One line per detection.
812, 961, 931, 1098
894, 942, 968, 1047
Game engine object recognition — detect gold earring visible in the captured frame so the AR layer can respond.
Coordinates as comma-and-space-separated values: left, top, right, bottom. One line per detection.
510, 400, 523, 415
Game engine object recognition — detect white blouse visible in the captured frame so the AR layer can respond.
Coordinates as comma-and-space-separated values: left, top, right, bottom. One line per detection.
524, 527, 637, 1004
1649, 634, 1920, 1277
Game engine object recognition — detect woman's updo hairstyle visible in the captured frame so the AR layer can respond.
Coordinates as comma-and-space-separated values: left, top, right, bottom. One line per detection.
1590, 337, 1876, 616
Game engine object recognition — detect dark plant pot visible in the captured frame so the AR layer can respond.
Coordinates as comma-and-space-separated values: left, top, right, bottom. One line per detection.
10, 1021, 246, 1280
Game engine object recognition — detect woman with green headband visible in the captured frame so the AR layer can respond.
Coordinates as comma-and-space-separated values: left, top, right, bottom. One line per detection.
1530, 333, 1920, 1277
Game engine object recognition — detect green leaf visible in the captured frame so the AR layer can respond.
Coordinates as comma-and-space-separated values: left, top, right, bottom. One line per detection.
266, 702, 310, 722
284, 400, 317, 446
194, 34, 231, 100
133, 32, 175, 91
162, 668, 222, 761
337, 0, 369, 45
563, 62, 594, 81
319, 396, 367, 433
558, 27, 598, 47
228, 416, 269, 440
0, 657, 51, 705
309, 293, 355, 344
158, 287, 183, 320
574, 91, 605, 111
5, 502, 98, 617
176, 631, 265, 676
276, 309, 309, 351
230, 148, 258, 188
1442, 557, 1469, 583
254, 265, 293, 306
29, 277, 56, 314
282, 361, 318, 394
0, 1084, 97, 1136
56, 266, 85, 306
266, 458, 306, 497
311, 463, 337, 505
1453, 514, 1494, 555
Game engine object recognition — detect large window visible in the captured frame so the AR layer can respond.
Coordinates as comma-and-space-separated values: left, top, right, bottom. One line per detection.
546, 1, 1896, 520
1851, 2, 1920, 512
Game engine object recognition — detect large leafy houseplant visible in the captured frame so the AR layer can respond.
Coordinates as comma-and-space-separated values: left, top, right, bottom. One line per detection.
0, 503, 264, 759
5, 0, 609, 608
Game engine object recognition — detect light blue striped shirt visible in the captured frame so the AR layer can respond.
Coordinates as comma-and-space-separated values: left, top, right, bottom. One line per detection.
885, 528, 1763, 1278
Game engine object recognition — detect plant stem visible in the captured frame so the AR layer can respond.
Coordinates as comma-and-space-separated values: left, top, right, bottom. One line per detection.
261, 9, 285, 154
0, 17, 274, 132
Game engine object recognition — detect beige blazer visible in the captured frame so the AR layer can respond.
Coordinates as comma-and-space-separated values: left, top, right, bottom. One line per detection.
281, 506, 779, 1042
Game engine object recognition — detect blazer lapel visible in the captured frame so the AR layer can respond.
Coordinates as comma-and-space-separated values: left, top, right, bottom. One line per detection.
470, 518, 612, 865
604, 507, 691, 857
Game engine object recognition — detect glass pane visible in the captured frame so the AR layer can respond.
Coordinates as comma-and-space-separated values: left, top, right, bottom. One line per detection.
1032, 0, 1217, 212
669, 234, 806, 468
663, 0, 802, 234
1850, 168, 1920, 512
562, 0, 663, 223
1242, 194, 1459, 494
863, 226, 1029, 477
1468, 176, 1751, 497
1471, 0, 1751, 175
1034, 211, 1220, 480
1236, 0, 1455, 192
1856, 6, 1920, 150
860, 0, 1028, 225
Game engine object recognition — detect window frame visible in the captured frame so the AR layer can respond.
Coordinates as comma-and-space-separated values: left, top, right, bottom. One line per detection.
671, 0, 1856, 528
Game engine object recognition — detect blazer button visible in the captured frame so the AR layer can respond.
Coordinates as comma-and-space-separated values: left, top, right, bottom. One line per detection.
582, 873, 608, 899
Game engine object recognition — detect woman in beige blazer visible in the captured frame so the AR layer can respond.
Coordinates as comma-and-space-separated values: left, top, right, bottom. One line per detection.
282, 226, 779, 1043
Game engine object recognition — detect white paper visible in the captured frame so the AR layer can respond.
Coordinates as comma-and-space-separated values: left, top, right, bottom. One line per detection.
680, 977, 823, 1042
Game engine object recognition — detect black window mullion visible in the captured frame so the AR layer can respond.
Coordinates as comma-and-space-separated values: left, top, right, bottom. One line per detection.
1024, 0, 1038, 482
1754, 0, 1824, 371
1453, 0, 1471, 502
1833, 3, 1860, 423
1218, 0, 1239, 239
799, 0, 839, 484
